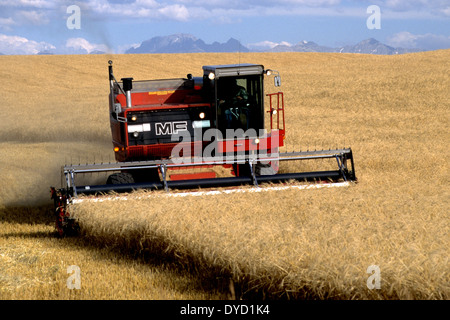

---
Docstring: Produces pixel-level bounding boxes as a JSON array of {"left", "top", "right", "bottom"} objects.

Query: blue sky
[{"left": 0, "top": 0, "right": 449, "bottom": 54}]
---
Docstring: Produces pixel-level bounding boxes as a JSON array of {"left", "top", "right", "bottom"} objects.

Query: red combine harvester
[{"left": 51, "top": 61, "right": 356, "bottom": 236}]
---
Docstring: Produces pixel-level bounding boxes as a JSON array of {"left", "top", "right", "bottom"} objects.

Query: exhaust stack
[{"left": 121, "top": 77, "right": 133, "bottom": 108}]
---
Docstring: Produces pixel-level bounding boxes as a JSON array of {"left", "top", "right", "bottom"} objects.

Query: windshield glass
[{"left": 216, "top": 75, "right": 263, "bottom": 137}]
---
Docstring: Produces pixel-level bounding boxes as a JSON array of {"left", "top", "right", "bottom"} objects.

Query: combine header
[{"left": 51, "top": 60, "right": 356, "bottom": 236}]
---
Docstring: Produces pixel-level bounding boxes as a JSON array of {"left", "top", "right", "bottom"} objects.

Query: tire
[
  {"left": 233, "top": 163, "right": 251, "bottom": 177},
  {"left": 233, "top": 161, "right": 279, "bottom": 177},
  {"left": 131, "top": 169, "right": 160, "bottom": 183},
  {"left": 255, "top": 162, "right": 278, "bottom": 176},
  {"left": 106, "top": 172, "right": 135, "bottom": 185}
]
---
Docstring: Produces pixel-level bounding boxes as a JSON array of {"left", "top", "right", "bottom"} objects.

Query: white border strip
[{"left": 71, "top": 182, "right": 351, "bottom": 204}]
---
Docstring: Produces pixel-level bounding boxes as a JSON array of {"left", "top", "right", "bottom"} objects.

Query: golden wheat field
[{"left": 0, "top": 50, "right": 448, "bottom": 300}]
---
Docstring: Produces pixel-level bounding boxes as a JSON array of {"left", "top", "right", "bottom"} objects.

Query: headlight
[
  {"left": 272, "top": 109, "right": 277, "bottom": 115},
  {"left": 199, "top": 112, "right": 205, "bottom": 119},
  {"left": 133, "top": 131, "right": 139, "bottom": 138},
  {"left": 131, "top": 115, "right": 137, "bottom": 122},
  {"left": 208, "top": 72, "right": 215, "bottom": 80}
]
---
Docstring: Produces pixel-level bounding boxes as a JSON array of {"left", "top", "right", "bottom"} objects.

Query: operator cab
[{"left": 203, "top": 64, "right": 265, "bottom": 138}]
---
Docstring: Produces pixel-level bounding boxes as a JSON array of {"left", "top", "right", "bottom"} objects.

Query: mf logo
[{"left": 155, "top": 121, "right": 188, "bottom": 136}]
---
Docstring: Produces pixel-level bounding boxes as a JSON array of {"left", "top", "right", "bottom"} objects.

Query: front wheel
[
  {"left": 106, "top": 172, "right": 135, "bottom": 184},
  {"left": 255, "top": 162, "right": 278, "bottom": 175},
  {"left": 233, "top": 161, "right": 279, "bottom": 177}
]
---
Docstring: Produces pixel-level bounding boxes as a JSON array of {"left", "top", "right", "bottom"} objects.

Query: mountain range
[
  {"left": 270, "top": 38, "right": 420, "bottom": 55},
  {"left": 126, "top": 34, "right": 422, "bottom": 55},
  {"left": 3, "top": 34, "right": 424, "bottom": 56},
  {"left": 126, "top": 34, "right": 249, "bottom": 54}
]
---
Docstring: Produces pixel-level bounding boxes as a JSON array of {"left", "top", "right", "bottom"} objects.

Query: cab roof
[{"left": 202, "top": 64, "right": 264, "bottom": 78}]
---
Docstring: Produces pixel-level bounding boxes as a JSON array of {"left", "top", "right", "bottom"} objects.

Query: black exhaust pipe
[{"left": 121, "top": 77, "right": 133, "bottom": 108}]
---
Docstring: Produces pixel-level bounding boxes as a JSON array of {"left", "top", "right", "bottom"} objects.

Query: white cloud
[
  {"left": 247, "top": 40, "right": 292, "bottom": 51},
  {"left": 271, "top": 0, "right": 341, "bottom": 5},
  {"left": 369, "top": 0, "right": 450, "bottom": 18},
  {"left": 85, "top": 0, "right": 189, "bottom": 21},
  {"left": 175, "top": 0, "right": 368, "bottom": 19},
  {"left": 117, "top": 42, "right": 140, "bottom": 54},
  {"left": 387, "top": 31, "right": 418, "bottom": 48},
  {"left": 0, "top": 0, "right": 53, "bottom": 28},
  {"left": 387, "top": 31, "right": 450, "bottom": 50},
  {"left": 380, "top": 0, "right": 444, "bottom": 11},
  {"left": 66, "top": 37, "right": 111, "bottom": 54},
  {"left": 135, "top": 0, "right": 159, "bottom": 6},
  {"left": 0, "top": 17, "right": 15, "bottom": 30},
  {"left": 0, "top": 0, "right": 54, "bottom": 9},
  {"left": 441, "top": 6, "right": 450, "bottom": 16},
  {"left": 2, "top": 0, "right": 448, "bottom": 29},
  {"left": 53, "top": 0, "right": 354, "bottom": 21},
  {"left": 0, "top": 33, "right": 55, "bottom": 54},
  {"left": 158, "top": 4, "right": 189, "bottom": 21},
  {"left": 175, "top": 0, "right": 341, "bottom": 8},
  {"left": 17, "top": 9, "right": 49, "bottom": 25}
]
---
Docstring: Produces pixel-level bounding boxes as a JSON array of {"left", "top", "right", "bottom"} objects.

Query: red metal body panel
[
  {"left": 217, "top": 129, "right": 284, "bottom": 154},
  {"left": 115, "top": 90, "right": 202, "bottom": 107},
  {"left": 123, "top": 102, "right": 210, "bottom": 111},
  {"left": 169, "top": 172, "right": 217, "bottom": 181}
]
